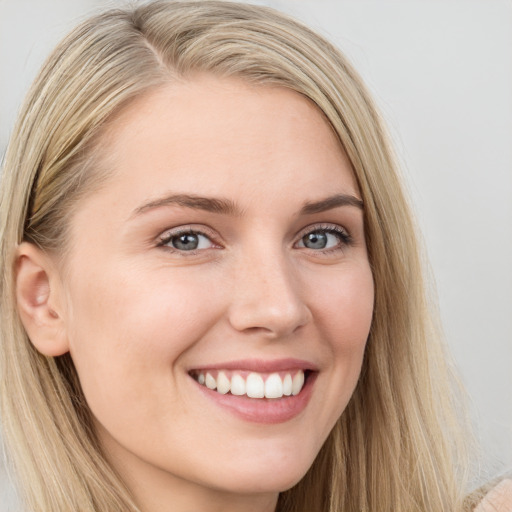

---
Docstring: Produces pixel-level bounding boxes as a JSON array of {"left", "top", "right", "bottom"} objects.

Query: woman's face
[{"left": 56, "top": 76, "right": 374, "bottom": 506}]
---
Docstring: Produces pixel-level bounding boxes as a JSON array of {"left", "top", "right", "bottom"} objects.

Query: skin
[{"left": 17, "top": 75, "right": 374, "bottom": 512}]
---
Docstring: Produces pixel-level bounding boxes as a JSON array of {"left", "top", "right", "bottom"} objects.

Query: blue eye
[
  {"left": 161, "top": 231, "right": 214, "bottom": 251},
  {"left": 297, "top": 227, "right": 350, "bottom": 251}
]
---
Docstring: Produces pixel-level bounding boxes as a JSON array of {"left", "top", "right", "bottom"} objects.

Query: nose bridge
[{"left": 228, "top": 241, "right": 311, "bottom": 337}]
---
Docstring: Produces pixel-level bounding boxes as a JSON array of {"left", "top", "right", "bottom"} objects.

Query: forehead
[{"left": 91, "top": 75, "right": 359, "bottom": 212}]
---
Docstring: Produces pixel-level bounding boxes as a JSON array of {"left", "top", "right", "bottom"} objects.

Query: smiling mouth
[{"left": 189, "top": 369, "right": 309, "bottom": 399}]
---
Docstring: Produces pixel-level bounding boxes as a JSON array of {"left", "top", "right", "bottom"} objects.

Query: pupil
[
  {"left": 173, "top": 233, "right": 199, "bottom": 250},
  {"left": 304, "top": 232, "right": 327, "bottom": 249}
]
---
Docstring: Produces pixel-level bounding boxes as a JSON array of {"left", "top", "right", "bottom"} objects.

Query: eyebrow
[
  {"left": 133, "top": 194, "right": 240, "bottom": 217},
  {"left": 132, "top": 192, "right": 363, "bottom": 218},
  {"left": 299, "top": 194, "right": 363, "bottom": 214}
]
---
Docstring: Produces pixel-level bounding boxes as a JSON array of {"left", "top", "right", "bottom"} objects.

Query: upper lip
[{"left": 188, "top": 358, "right": 319, "bottom": 373}]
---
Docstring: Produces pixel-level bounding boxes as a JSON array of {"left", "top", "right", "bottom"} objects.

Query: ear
[{"left": 15, "top": 242, "right": 69, "bottom": 356}]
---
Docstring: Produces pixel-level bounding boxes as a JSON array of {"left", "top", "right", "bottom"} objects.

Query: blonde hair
[{"left": 0, "top": 1, "right": 473, "bottom": 511}]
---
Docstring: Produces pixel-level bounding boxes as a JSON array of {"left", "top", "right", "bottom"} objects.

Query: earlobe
[{"left": 15, "top": 242, "right": 69, "bottom": 357}]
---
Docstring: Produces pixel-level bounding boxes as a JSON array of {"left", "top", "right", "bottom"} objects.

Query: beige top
[{"left": 475, "top": 479, "right": 512, "bottom": 512}]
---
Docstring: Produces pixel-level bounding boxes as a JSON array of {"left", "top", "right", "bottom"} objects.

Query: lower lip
[{"left": 193, "top": 372, "right": 317, "bottom": 424}]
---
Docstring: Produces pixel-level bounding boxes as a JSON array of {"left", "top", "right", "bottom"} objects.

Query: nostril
[{"left": 227, "top": 297, "right": 312, "bottom": 338}]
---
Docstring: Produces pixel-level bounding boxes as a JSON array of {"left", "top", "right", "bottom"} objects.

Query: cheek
[
  {"left": 64, "top": 264, "right": 223, "bottom": 411},
  {"left": 312, "top": 263, "right": 374, "bottom": 353},
  {"left": 310, "top": 263, "right": 374, "bottom": 415},
  {"left": 69, "top": 261, "right": 216, "bottom": 342}
]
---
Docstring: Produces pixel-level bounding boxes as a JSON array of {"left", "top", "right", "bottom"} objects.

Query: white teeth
[
  {"left": 292, "top": 371, "right": 305, "bottom": 396},
  {"left": 230, "top": 374, "right": 246, "bottom": 396},
  {"left": 216, "top": 371, "right": 230, "bottom": 394},
  {"left": 205, "top": 372, "right": 216, "bottom": 390},
  {"left": 265, "top": 373, "right": 283, "bottom": 399},
  {"left": 283, "top": 373, "right": 292, "bottom": 396},
  {"left": 246, "top": 373, "right": 265, "bottom": 398},
  {"left": 194, "top": 369, "right": 306, "bottom": 399}
]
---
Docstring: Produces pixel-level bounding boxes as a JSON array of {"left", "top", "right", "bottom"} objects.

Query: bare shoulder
[{"left": 475, "top": 479, "right": 512, "bottom": 512}]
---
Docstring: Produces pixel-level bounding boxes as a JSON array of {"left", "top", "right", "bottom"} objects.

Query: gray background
[{"left": 1, "top": 0, "right": 511, "bottom": 507}]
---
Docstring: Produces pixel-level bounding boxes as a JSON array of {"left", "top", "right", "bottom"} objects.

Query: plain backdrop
[{"left": 1, "top": 0, "right": 511, "bottom": 507}]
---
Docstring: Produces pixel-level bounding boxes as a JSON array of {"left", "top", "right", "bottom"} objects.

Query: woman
[{"left": 0, "top": 1, "right": 509, "bottom": 511}]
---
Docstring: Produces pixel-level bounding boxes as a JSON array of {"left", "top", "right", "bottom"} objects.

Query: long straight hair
[{"left": 0, "top": 2, "right": 472, "bottom": 511}]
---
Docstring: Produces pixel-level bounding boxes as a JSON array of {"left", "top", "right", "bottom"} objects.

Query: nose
[{"left": 227, "top": 250, "right": 312, "bottom": 339}]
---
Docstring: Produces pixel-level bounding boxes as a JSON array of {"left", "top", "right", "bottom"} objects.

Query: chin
[{"left": 206, "top": 449, "right": 317, "bottom": 495}]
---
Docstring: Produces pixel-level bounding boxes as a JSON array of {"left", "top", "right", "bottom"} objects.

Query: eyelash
[
  {"left": 296, "top": 224, "right": 353, "bottom": 254},
  {"left": 157, "top": 223, "right": 353, "bottom": 256},
  {"left": 157, "top": 226, "right": 220, "bottom": 255}
]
